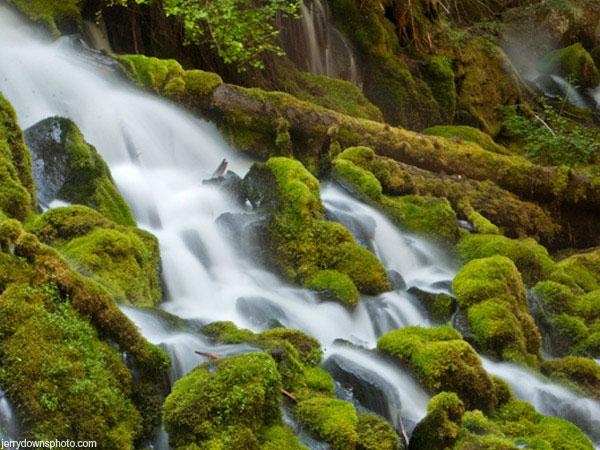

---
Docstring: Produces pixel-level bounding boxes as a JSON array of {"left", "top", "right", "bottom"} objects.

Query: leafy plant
[
  {"left": 501, "top": 101, "right": 600, "bottom": 167},
  {"left": 108, "top": 0, "right": 300, "bottom": 70}
]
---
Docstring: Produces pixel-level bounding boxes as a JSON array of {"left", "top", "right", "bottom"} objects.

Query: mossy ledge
[
  {"left": 242, "top": 157, "right": 390, "bottom": 305},
  {"left": 0, "top": 217, "right": 170, "bottom": 445}
]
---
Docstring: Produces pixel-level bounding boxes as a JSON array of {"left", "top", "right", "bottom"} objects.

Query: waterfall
[
  {"left": 279, "top": 0, "right": 359, "bottom": 84},
  {"left": 1, "top": 4, "right": 599, "bottom": 449},
  {"left": 0, "top": 393, "right": 18, "bottom": 442}
]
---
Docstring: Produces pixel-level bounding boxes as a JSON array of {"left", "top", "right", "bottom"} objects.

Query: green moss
[
  {"left": 453, "top": 256, "right": 540, "bottom": 363},
  {"left": 285, "top": 72, "right": 383, "bottom": 122},
  {"left": 29, "top": 206, "right": 161, "bottom": 307},
  {"left": 424, "top": 125, "right": 510, "bottom": 155},
  {"left": 296, "top": 397, "right": 358, "bottom": 450},
  {"left": 305, "top": 270, "right": 360, "bottom": 307},
  {"left": 410, "top": 288, "right": 456, "bottom": 323},
  {"left": 0, "top": 283, "right": 142, "bottom": 446},
  {"left": 541, "top": 356, "right": 600, "bottom": 399},
  {"left": 356, "top": 414, "right": 399, "bottom": 450},
  {"left": 423, "top": 56, "right": 457, "bottom": 122},
  {"left": 464, "top": 206, "right": 501, "bottom": 235},
  {"left": 163, "top": 352, "right": 282, "bottom": 449},
  {"left": 550, "top": 248, "right": 600, "bottom": 294},
  {"left": 118, "top": 55, "right": 223, "bottom": 107},
  {"left": 303, "top": 366, "right": 335, "bottom": 395},
  {"left": 457, "top": 234, "right": 556, "bottom": 285},
  {"left": 261, "top": 425, "right": 307, "bottom": 450},
  {"left": 332, "top": 158, "right": 383, "bottom": 201},
  {"left": 553, "top": 314, "right": 590, "bottom": 352},
  {"left": 377, "top": 326, "right": 496, "bottom": 412},
  {"left": 0, "top": 217, "right": 169, "bottom": 445},
  {"left": 576, "top": 290, "right": 600, "bottom": 321},
  {"left": 25, "top": 117, "right": 135, "bottom": 226},
  {"left": 408, "top": 392, "right": 465, "bottom": 450},
  {"left": 243, "top": 157, "right": 390, "bottom": 304},
  {"left": 532, "top": 280, "right": 577, "bottom": 315},
  {"left": 7, "top": 0, "right": 81, "bottom": 36},
  {"left": 0, "top": 92, "right": 35, "bottom": 220},
  {"left": 539, "top": 43, "right": 600, "bottom": 89}
]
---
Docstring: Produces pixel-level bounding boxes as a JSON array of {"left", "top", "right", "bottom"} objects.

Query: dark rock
[
  {"left": 235, "top": 296, "right": 287, "bottom": 329},
  {"left": 387, "top": 270, "right": 407, "bottom": 290},
  {"left": 408, "top": 287, "right": 456, "bottom": 323},
  {"left": 203, "top": 170, "right": 246, "bottom": 204}
]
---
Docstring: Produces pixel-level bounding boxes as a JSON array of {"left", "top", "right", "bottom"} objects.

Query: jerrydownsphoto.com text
[{"left": 1, "top": 440, "right": 97, "bottom": 449}]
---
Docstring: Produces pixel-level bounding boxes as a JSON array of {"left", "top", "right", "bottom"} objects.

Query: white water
[
  {"left": 483, "top": 358, "right": 600, "bottom": 446},
  {"left": 0, "top": 393, "right": 17, "bottom": 442},
  {"left": 1, "top": 4, "right": 599, "bottom": 449},
  {"left": 279, "top": 0, "right": 359, "bottom": 84}
]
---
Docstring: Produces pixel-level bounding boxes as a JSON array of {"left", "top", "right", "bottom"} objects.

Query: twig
[
  {"left": 281, "top": 389, "right": 298, "bottom": 403},
  {"left": 398, "top": 415, "right": 410, "bottom": 449},
  {"left": 534, "top": 114, "right": 556, "bottom": 136}
]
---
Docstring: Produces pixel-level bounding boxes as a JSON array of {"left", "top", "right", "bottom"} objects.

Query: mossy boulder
[
  {"left": 25, "top": 117, "right": 135, "bottom": 226},
  {"left": 242, "top": 157, "right": 390, "bottom": 305},
  {"left": 118, "top": 55, "right": 223, "bottom": 109},
  {"left": 409, "top": 392, "right": 465, "bottom": 450},
  {"left": 456, "top": 234, "right": 556, "bottom": 285},
  {"left": 377, "top": 326, "right": 497, "bottom": 412},
  {"left": 409, "top": 287, "right": 456, "bottom": 323},
  {"left": 356, "top": 414, "right": 399, "bottom": 450},
  {"left": 200, "top": 321, "right": 326, "bottom": 393},
  {"left": 28, "top": 206, "right": 161, "bottom": 307},
  {"left": 539, "top": 43, "right": 600, "bottom": 89},
  {"left": 162, "top": 352, "right": 285, "bottom": 449},
  {"left": 550, "top": 248, "right": 600, "bottom": 294},
  {"left": 7, "top": 0, "right": 81, "bottom": 36},
  {"left": 0, "top": 92, "right": 35, "bottom": 221},
  {"left": 332, "top": 147, "right": 462, "bottom": 244},
  {"left": 424, "top": 125, "right": 510, "bottom": 155},
  {"left": 541, "top": 356, "right": 600, "bottom": 399},
  {"left": 452, "top": 256, "right": 541, "bottom": 364},
  {"left": 296, "top": 397, "right": 358, "bottom": 449},
  {"left": 0, "top": 216, "right": 170, "bottom": 444}
]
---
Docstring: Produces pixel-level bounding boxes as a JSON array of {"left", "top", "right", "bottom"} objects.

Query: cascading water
[
  {"left": 278, "top": 0, "right": 359, "bottom": 84},
  {"left": 0, "top": 392, "right": 18, "bottom": 442},
  {"left": 1, "top": 4, "right": 600, "bottom": 449}
]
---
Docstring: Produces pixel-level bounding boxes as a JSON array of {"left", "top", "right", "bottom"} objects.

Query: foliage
[
  {"left": 501, "top": 103, "right": 600, "bottom": 167},
  {"left": 161, "top": 0, "right": 300, "bottom": 70}
]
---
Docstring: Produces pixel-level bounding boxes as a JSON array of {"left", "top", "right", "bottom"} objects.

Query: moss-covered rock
[
  {"left": 541, "top": 356, "right": 600, "bottom": 399},
  {"left": 0, "top": 92, "right": 35, "bottom": 221},
  {"left": 550, "top": 248, "right": 600, "bottom": 294},
  {"left": 539, "top": 43, "right": 600, "bottom": 89},
  {"left": 200, "top": 321, "right": 326, "bottom": 393},
  {"left": 0, "top": 216, "right": 170, "bottom": 444},
  {"left": 7, "top": 0, "right": 80, "bottom": 36},
  {"left": 452, "top": 256, "right": 541, "bottom": 364},
  {"left": 424, "top": 125, "right": 510, "bottom": 155},
  {"left": 118, "top": 55, "right": 224, "bottom": 110},
  {"left": 409, "top": 287, "right": 456, "bottom": 323},
  {"left": 296, "top": 396, "right": 358, "bottom": 449},
  {"left": 28, "top": 206, "right": 161, "bottom": 307},
  {"left": 25, "top": 117, "right": 135, "bottom": 226},
  {"left": 456, "top": 234, "right": 556, "bottom": 285},
  {"left": 163, "top": 352, "right": 284, "bottom": 449},
  {"left": 356, "top": 414, "right": 399, "bottom": 450},
  {"left": 243, "top": 157, "right": 390, "bottom": 305},
  {"left": 409, "top": 392, "right": 465, "bottom": 450},
  {"left": 377, "top": 326, "right": 497, "bottom": 412}
]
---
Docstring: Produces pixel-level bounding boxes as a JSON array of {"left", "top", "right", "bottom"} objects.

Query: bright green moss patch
[
  {"left": 453, "top": 256, "right": 540, "bottom": 364},
  {"left": 243, "top": 157, "right": 390, "bottom": 304},
  {"left": 333, "top": 158, "right": 383, "bottom": 201},
  {"left": 550, "top": 248, "right": 600, "bottom": 294},
  {"left": 0, "top": 283, "right": 141, "bottom": 446},
  {"left": 25, "top": 117, "right": 135, "bottom": 226},
  {"left": 424, "top": 125, "right": 510, "bottom": 155},
  {"left": 377, "top": 326, "right": 496, "bottom": 411},
  {"left": 541, "top": 356, "right": 600, "bottom": 399},
  {"left": 296, "top": 397, "right": 358, "bottom": 450},
  {"left": 409, "top": 392, "right": 465, "bottom": 450},
  {"left": 539, "top": 43, "right": 600, "bottom": 88},
  {"left": 261, "top": 425, "right": 307, "bottom": 450},
  {"left": 356, "top": 414, "right": 399, "bottom": 450},
  {"left": 457, "top": 234, "right": 556, "bottom": 285},
  {"left": 118, "top": 55, "right": 223, "bottom": 107},
  {"left": 163, "top": 352, "right": 283, "bottom": 449},
  {"left": 7, "top": 0, "right": 81, "bottom": 36},
  {"left": 0, "top": 92, "right": 35, "bottom": 220},
  {"left": 28, "top": 206, "right": 161, "bottom": 307}
]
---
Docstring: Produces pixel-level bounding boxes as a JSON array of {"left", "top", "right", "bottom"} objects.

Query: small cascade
[
  {"left": 482, "top": 358, "right": 600, "bottom": 446},
  {"left": 279, "top": 0, "right": 359, "bottom": 84},
  {"left": 0, "top": 393, "right": 18, "bottom": 442}
]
